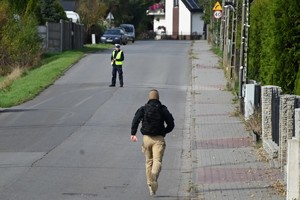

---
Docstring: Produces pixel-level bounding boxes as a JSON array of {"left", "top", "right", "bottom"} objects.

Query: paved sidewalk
[{"left": 188, "top": 41, "right": 285, "bottom": 200}]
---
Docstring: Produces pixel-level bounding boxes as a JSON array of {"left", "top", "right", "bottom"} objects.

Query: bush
[
  {"left": 249, "top": 0, "right": 300, "bottom": 94},
  {"left": 0, "top": 14, "right": 42, "bottom": 75},
  {"left": 273, "top": 0, "right": 300, "bottom": 94},
  {"left": 244, "top": 108, "right": 262, "bottom": 140},
  {"left": 294, "top": 70, "right": 300, "bottom": 95}
]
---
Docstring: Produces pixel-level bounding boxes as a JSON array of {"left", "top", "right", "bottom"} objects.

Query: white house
[{"left": 147, "top": 0, "right": 204, "bottom": 40}]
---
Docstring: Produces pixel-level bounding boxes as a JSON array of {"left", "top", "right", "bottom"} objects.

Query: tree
[
  {"left": 0, "top": 1, "right": 42, "bottom": 75},
  {"left": 0, "top": 1, "right": 9, "bottom": 28},
  {"left": 76, "top": 0, "right": 107, "bottom": 30},
  {"left": 6, "top": 0, "right": 30, "bottom": 14},
  {"left": 198, "top": 0, "right": 217, "bottom": 24},
  {"left": 74, "top": 0, "right": 157, "bottom": 40},
  {"left": 101, "top": 0, "right": 156, "bottom": 28},
  {"left": 0, "top": 1, "right": 11, "bottom": 70},
  {"left": 249, "top": 0, "right": 300, "bottom": 94},
  {"left": 26, "top": 0, "right": 67, "bottom": 25},
  {"left": 75, "top": 0, "right": 107, "bottom": 43},
  {"left": 40, "top": 0, "right": 67, "bottom": 24},
  {"left": 25, "top": 0, "right": 42, "bottom": 23},
  {"left": 249, "top": 0, "right": 276, "bottom": 84},
  {"left": 273, "top": 0, "right": 300, "bottom": 94}
]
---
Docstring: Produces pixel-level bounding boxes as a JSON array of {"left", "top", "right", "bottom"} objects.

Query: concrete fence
[
  {"left": 245, "top": 84, "right": 300, "bottom": 199},
  {"left": 287, "top": 108, "right": 300, "bottom": 199},
  {"left": 38, "top": 20, "right": 84, "bottom": 53}
]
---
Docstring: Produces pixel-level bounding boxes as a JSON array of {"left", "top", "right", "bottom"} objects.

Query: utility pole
[
  {"left": 222, "top": 0, "right": 237, "bottom": 76},
  {"left": 230, "top": 0, "right": 238, "bottom": 80},
  {"left": 224, "top": 2, "right": 231, "bottom": 68},
  {"left": 239, "top": 0, "right": 250, "bottom": 113},
  {"left": 219, "top": 0, "right": 225, "bottom": 50}
]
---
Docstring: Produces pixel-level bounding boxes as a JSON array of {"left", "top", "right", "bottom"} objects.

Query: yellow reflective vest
[{"left": 112, "top": 50, "right": 123, "bottom": 66}]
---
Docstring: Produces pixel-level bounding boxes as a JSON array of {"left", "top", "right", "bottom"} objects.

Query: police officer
[{"left": 109, "top": 44, "right": 124, "bottom": 87}]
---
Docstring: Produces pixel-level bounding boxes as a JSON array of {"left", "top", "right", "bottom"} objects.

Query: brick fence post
[
  {"left": 262, "top": 86, "right": 281, "bottom": 139},
  {"left": 262, "top": 86, "right": 273, "bottom": 140},
  {"left": 261, "top": 86, "right": 282, "bottom": 159}
]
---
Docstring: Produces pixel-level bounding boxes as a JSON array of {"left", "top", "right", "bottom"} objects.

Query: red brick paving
[{"left": 196, "top": 167, "right": 282, "bottom": 184}]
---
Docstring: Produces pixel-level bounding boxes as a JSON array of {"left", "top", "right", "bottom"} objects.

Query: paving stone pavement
[{"left": 188, "top": 40, "right": 285, "bottom": 200}]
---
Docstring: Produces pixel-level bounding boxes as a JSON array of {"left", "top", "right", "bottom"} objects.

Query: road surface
[{"left": 0, "top": 40, "right": 192, "bottom": 200}]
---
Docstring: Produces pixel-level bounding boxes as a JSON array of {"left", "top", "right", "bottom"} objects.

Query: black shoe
[
  {"left": 109, "top": 85, "right": 115, "bottom": 87},
  {"left": 120, "top": 85, "right": 123, "bottom": 87}
]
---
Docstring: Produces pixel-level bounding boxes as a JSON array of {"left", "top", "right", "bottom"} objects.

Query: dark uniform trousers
[{"left": 111, "top": 65, "right": 123, "bottom": 86}]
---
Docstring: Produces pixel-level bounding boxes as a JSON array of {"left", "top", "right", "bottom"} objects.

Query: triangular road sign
[
  {"left": 213, "top": 1, "right": 222, "bottom": 11},
  {"left": 106, "top": 12, "right": 114, "bottom": 20}
]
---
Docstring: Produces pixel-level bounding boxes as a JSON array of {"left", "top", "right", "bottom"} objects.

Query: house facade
[{"left": 147, "top": 0, "right": 204, "bottom": 40}]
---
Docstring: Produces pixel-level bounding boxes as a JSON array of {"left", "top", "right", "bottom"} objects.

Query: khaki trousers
[{"left": 142, "top": 135, "right": 166, "bottom": 185}]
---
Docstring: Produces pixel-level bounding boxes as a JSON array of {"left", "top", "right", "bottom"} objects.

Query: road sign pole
[{"left": 213, "top": 1, "right": 223, "bottom": 48}]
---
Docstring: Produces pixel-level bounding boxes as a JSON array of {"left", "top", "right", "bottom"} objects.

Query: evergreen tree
[
  {"left": 26, "top": 0, "right": 67, "bottom": 25},
  {"left": 40, "top": 0, "right": 67, "bottom": 24},
  {"left": 249, "top": 0, "right": 300, "bottom": 93},
  {"left": 273, "top": 0, "right": 300, "bottom": 93},
  {"left": 249, "top": 0, "right": 275, "bottom": 85}
]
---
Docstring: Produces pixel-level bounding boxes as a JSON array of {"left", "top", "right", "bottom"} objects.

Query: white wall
[
  {"left": 165, "top": 0, "right": 173, "bottom": 35},
  {"left": 245, "top": 83, "right": 256, "bottom": 119},
  {"left": 287, "top": 138, "right": 299, "bottom": 200},
  {"left": 192, "top": 13, "right": 204, "bottom": 35},
  {"left": 179, "top": 0, "right": 191, "bottom": 35},
  {"left": 153, "top": 16, "right": 166, "bottom": 30},
  {"left": 152, "top": 0, "right": 204, "bottom": 37}
]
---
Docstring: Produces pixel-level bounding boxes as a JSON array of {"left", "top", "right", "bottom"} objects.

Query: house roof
[{"left": 181, "top": 0, "right": 203, "bottom": 12}]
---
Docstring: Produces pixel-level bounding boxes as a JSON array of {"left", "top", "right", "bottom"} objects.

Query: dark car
[{"left": 101, "top": 28, "right": 128, "bottom": 45}]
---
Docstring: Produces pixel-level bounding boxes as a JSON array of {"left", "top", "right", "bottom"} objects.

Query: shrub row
[{"left": 249, "top": 0, "right": 300, "bottom": 94}]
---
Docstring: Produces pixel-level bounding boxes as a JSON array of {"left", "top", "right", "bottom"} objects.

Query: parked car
[
  {"left": 118, "top": 27, "right": 131, "bottom": 42},
  {"left": 120, "top": 24, "right": 135, "bottom": 43},
  {"left": 100, "top": 28, "right": 128, "bottom": 45}
]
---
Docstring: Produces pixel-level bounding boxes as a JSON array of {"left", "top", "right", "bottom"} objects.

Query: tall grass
[{"left": 0, "top": 67, "right": 23, "bottom": 90}]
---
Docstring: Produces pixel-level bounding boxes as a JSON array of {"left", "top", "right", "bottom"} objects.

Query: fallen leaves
[{"left": 271, "top": 180, "right": 286, "bottom": 196}]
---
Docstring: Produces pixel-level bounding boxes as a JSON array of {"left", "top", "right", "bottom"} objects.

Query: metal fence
[{"left": 271, "top": 92, "right": 280, "bottom": 145}]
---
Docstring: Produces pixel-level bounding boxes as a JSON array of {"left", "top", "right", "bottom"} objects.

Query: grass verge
[{"left": 0, "top": 43, "right": 112, "bottom": 108}]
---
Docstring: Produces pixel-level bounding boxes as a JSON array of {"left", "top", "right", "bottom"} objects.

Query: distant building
[{"left": 147, "top": 0, "right": 204, "bottom": 40}]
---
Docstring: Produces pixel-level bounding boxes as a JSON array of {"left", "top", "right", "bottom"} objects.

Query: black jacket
[{"left": 131, "top": 99, "right": 174, "bottom": 137}]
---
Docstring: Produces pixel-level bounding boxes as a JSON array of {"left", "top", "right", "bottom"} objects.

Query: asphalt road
[{"left": 0, "top": 40, "right": 192, "bottom": 200}]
